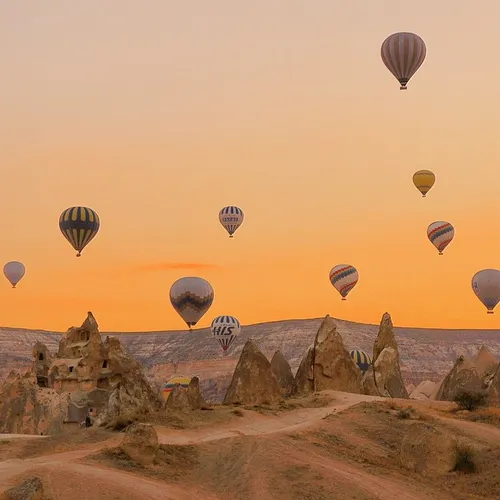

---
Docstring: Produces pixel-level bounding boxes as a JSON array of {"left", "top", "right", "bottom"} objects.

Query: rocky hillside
[{"left": 2, "top": 317, "right": 500, "bottom": 390}]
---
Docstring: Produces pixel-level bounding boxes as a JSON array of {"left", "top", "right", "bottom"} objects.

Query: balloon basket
[
  {"left": 341, "top": 298, "right": 346, "bottom": 301},
  {"left": 400, "top": 86, "right": 408, "bottom": 91},
  {"left": 487, "top": 311, "right": 494, "bottom": 315}
]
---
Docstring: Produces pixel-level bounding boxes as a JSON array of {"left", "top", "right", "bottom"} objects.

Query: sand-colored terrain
[{"left": 1, "top": 391, "right": 499, "bottom": 499}]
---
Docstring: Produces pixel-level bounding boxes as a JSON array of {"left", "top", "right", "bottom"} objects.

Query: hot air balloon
[
  {"left": 211, "top": 315, "right": 241, "bottom": 353},
  {"left": 162, "top": 375, "right": 193, "bottom": 401},
  {"left": 59, "top": 206, "right": 100, "bottom": 257},
  {"left": 381, "top": 32, "right": 427, "bottom": 90},
  {"left": 219, "top": 206, "right": 244, "bottom": 238},
  {"left": 413, "top": 170, "right": 435, "bottom": 197},
  {"left": 471, "top": 269, "right": 500, "bottom": 314},
  {"left": 169, "top": 277, "right": 214, "bottom": 330},
  {"left": 329, "top": 265, "right": 358, "bottom": 300},
  {"left": 427, "top": 221, "right": 455, "bottom": 255},
  {"left": 3, "top": 261, "right": 25, "bottom": 288},
  {"left": 350, "top": 349, "right": 372, "bottom": 374}
]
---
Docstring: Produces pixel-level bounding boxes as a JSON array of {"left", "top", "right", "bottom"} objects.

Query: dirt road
[{"left": 0, "top": 391, "right": 486, "bottom": 500}]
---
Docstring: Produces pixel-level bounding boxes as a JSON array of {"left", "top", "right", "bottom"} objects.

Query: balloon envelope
[
  {"left": 210, "top": 315, "right": 241, "bottom": 352},
  {"left": 169, "top": 277, "right": 214, "bottom": 328},
  {"left": 350, "top": 349, "right": 372, "bottom": 374},
  {"left": 219, "top": 206, "right": 244, "bottom": 238},
  {"left": 471, "top": 269, "right": 500, "bottom": 314},
  {"left": 413, "top": 170, "right": 435, "bottom": 197},
  {"left": 329, "top": 265, "right": 359, "bottom": 300},
  {"left": 427, "top": 221, "right": 455, "bottom": 255},
  {"left": 59, "top": 206, "right": 100, "bottom": 256},
  {"left": 3, "top": 261, "right": 25, "bottom": 288},
  {"left": 381, "top": 32, "right": 427, "bottom": 90}
]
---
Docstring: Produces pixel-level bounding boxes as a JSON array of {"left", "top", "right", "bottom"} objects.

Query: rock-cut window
[{"left": 38, "top": 353, "right": 44, "bottom": 361}]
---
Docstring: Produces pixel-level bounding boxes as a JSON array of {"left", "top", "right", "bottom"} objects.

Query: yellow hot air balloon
[{"left": 412, "top": 170, "right": 435, "bottom": 197}]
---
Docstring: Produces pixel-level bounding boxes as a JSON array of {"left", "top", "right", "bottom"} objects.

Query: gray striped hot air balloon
[{"left": 381, "top": 32, "right": 427, "bottom": 90}]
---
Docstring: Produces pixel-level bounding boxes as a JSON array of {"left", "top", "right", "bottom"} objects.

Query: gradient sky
[{"left": 2, "top": 1, "right": 500, "bottom": 332}]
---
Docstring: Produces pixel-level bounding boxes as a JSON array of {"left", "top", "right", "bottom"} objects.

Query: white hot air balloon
[
  {"left": 169, "top": 277, "right": 214, "bottom": 330},
  {"left": 3, "top": 261, "right": 26, "bottom": 288},
  {"left": 329, "top": 265, "right": 359, "bottom": 300},
  {"left": 210, "top": 315, "right": 241, "bottom": 354},
  {"left": 427, "top": 221, "right": 455, "bottom": 255},
  {"left": 219, "top": 206, "right": 244, "bottom": 238},
  {"left": 471, "top": 269, "right": 500, "bottom": 314}
]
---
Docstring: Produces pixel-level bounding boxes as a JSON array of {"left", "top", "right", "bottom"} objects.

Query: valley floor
[{"left": 0, "top": 392, "right": 499, "bottom": 499}]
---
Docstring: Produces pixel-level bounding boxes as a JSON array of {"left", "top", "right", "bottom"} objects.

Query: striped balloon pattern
[
  {"left": 210, "top": 315, "right": 241, "bottom": 352},
  {"left": 471, "top": 269, "right": 500, "bottom": 314},
  {"left": 169, "top": 277, "right": 214, "bottom": 329},
  {"left": 350, "top": 349, "right": 372, "bottom": 374},
  {"left": 427, "top": 221, "right": 455, "bottom": 255},
  {"left": 59, "top": 206, "right": 100, "bottom": 257},
  {"left": 219, "top": 206, "right": 244, "bottom": 238},
  {"left": 381, "top": 32, "right": 427, "bottom": 90},
  {"left": 329, "top": 265, "right": 359, "bottom": 300},
  {"left": 162, "top": 375, "right": 193, "bottom": 401},
  {"left": 413, "top": 170, "right": 435, "bottom": 197}
]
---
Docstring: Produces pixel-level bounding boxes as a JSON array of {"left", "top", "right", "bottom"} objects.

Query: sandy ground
[{"left": 0, "top": 392, "right": 498, "bottom": 500}]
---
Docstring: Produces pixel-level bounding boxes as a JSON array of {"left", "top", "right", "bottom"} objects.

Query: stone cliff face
[
  {"left": 0, "top": 312, "right": 162, "bottom": 434},
  {"left": 3, "top": 317, "right": 500, "bottom": 403}
]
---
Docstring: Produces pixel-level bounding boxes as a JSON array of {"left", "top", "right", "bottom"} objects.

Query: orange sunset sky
[{"left": 2, "top": 1, "right": 500, "bottom": 332}]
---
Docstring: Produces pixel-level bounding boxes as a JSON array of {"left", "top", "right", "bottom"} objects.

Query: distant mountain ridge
[{"left": 1, "top": 316, "right": 500, "bottom": 391}]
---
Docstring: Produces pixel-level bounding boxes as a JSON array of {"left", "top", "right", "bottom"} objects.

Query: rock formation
[
  {"left": 223, "top": 340, "right": 281, "bottom": 405},
  {"left": 0, "top": 312, "right": 163, "bottom": 434},
  {"left": 474, "top": 346, "right": 498, "bottom": 377},
  {"left": 489, "top": 363, "right": 500, "bottom": 406},
  {"left": 121, "top": 422, "right": 159, "bottom": 466},
  {"left": 399, "top": 422, "right": 456, "bottom": 475},
  {"left": 293, "top": 345, "right": 314, "bottom": 396},
  {"left": 410, "top": 380, "right": 438, "bottom": 401},
  {"left": 270, "top": 350, "right": 296, "bottom": 396},
  {"left": 435, "top": 355, "right": 483, "bottom": 401},
  {"left": 186, "top": 376, "right": 205, "bottom": 410},
  {"left": 371, "top": 313, "right": 408, "bottom": 398},
  {"left": 1, "top": 476, "right": 45, "bottom": 500},
  {"left": 361, "top": 366, "right": 380, "bottom": 396},
  {"left": 313, "top": 316, "right": 362, "bottom": 393}
]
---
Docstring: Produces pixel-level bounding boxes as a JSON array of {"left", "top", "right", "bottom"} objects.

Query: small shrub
[
  {"left": 397, "top": 408, "right": 414, "bottom": 419},
  {"left": 453, "top": 441, "right": 477, "bottom": 473},
  {"left": 231, "top": 409, "right": 244, "bottom": 417},
  {"left": 453, "top": 389, "right": 489, "bottom": 411}
]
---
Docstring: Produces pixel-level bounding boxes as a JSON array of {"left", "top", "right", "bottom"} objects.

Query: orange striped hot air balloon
[{"left": 381, "top": 32, "right": 427, "bottom": 90}]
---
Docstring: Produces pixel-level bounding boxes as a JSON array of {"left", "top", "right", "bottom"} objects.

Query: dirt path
[
  {"left": 0, "top": 391, "right": 474, "bottom": 500},
  {"left": 156, "top": 391, "right": 383, "bottom": 445}
]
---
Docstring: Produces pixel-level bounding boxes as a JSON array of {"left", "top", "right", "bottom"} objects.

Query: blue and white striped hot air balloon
[
  {"left": 329, "top": 265, "right": 359, "bottom": 300},
  {"left": 427, "top": 221, "right": 455, "bottom": 255},
  {"left": 210, "top": 315, "right": 241, "bottom": 353},
  {"left": 350, "top": 349, "right": 372, "bottom": 374},
  {"left": 219, "top": 206, "right": 244, "bottom": 238}
]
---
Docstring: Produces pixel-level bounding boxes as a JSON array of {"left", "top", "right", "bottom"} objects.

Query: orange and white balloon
[
  {"left": 427, "top": 221, "right": 455, "bottom": 255},
  {"left": 329, "top": 265, "right": 358, "bottom": 300}
]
